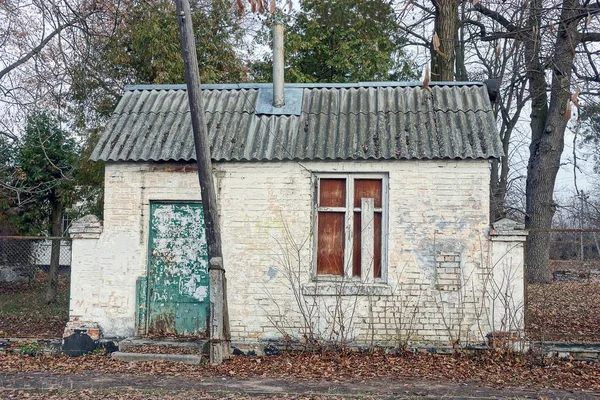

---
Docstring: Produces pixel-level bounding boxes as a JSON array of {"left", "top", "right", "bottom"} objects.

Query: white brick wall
[
  {"left": 68, "top": 159, "right": 524, "bottom": 345},
  {"left": 487, "top": 227, "right": 527, "bottom": 337}
]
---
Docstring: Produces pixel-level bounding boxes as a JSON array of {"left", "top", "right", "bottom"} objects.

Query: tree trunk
[
  {"left": 45, "top": 195, "right": 63, "bottom": 304},
  {"left": 524, "top": 0, "right": 580, "bottom": 283},
  {"left": 490, "top": 118, "right": 513, "bottom": 222},
  {"left": 431, "top": 0, "right": 459, "bottom": 81},
  {"left": 455, "top": 1, "right": 468, "bottom": 81}
]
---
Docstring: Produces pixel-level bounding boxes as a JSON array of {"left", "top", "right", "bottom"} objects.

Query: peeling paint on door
[{"left": 147, "top": 202, "right": 209, "bottom": 336}]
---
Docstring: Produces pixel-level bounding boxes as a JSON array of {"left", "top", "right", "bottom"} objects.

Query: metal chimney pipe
[{"left": 272, "top": 21, "right": 284, "bottom": 108}]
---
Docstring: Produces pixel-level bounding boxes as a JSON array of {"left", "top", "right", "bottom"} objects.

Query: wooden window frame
[{"left": 312, "top": 173, "right": 389, "bottom": 284}]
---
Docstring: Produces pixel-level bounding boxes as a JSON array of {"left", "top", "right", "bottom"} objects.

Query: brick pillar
[
  {"left": 487, "top": 218, "right": 528, "bottom": 347},
  {"left": 63, "top": 215, "right": 103, "bottom": 340}
]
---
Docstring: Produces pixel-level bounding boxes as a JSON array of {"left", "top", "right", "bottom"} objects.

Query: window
[{"left": 315, "top": 174, "right": 387, "bottom": 283}]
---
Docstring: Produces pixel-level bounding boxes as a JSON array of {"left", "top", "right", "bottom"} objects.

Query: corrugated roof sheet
[{"left": 91, "top": 82, "right": 503, "bottom": 162}]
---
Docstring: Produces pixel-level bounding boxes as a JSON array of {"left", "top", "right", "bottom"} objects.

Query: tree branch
[
  {"left": 462, "top": 18, "right": 487, "bottom": 37},
  {"left": 470, "top": 4, "right": 517, "bottom": 32},
  {"left": 0, "top": 11, "right": 92, "bottom": 82},
  {"left": 481, "top": 31, "right": 520, "bottom": 42},
  {"left": 475, "top": 2, "right": 600, "bottom": 42},
  {"left": 0, "top": 130, "right": 18, "bottom": 141},
  {"left": 573, "top": 65, "right": 600, "bottom": 83},
  {"left": 581, "top": 34, "right": 600, "bottom": 79},
  {"left": 397, "top": 25, "right": 432, "bottom": 48},
  {"left": 579, "top": 32, "right": 600, "bottom": 42}
]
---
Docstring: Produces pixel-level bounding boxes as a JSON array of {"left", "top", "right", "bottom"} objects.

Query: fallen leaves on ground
[
  {"left": 527, "top": 281, "right": 600, "bottom": 342},
  {"left": 0, "top": 274, "right": 69, "bottom": 338},
  {"left": 1, "top": 350, "right": 600, "bottom": 392},
  {"left": 1, "top": 390, "right": 350, "bottom": 400}
]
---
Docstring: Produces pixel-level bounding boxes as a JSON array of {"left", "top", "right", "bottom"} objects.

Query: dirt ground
[
  {"left": 1, "top": 371, "right": 597, "bottom": 399},
  {"left": 527, "top": 260, "right": 600, "bottom": 342},
  {"left": 527, "top": 281, "right": 600, "bottom": 342},
  {"left": 2, "top": 349, "right": 600, "bottom": 399}
]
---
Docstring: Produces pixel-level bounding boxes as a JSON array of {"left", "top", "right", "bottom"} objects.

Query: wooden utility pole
[{"left": 174, "top": 0, "right": 229, "bottom": 364}]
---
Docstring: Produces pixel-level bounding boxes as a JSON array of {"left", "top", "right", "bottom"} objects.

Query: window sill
[{"left": 302, "top": 281, "right": 392, "bottom": 297}]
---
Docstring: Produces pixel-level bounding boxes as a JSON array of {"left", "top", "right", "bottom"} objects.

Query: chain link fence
[
  {"left": 0, "top": 237, "right": 71, "bottom": 338},
  {"left": 0, "top": 237, "right": 71, "bottom": 281}
]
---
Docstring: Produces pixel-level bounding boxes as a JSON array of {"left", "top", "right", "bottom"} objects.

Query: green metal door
[{"left": 147, "top": 202, "right": 209, "bottom": 336}]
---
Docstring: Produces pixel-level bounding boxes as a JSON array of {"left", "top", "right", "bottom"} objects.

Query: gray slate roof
[{"left": 91, "top": 82, "right": 502, "bottom": 162}]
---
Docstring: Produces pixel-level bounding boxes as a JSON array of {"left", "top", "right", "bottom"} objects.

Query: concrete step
[
  {"left": 115, "top": 336, "right": 209, "bottom": 363},
  {"left": 118, "top": 337, "right": 208, "bottom": 352},
  {"left": 534, "top": 342, "right": 600, "bottom": 361},
  {"left": 111, "top": 351, "right": 203, "bottom": 364}
]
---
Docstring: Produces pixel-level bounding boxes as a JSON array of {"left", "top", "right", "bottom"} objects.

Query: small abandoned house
[{"left": 66, "top": 81, "right": 527, "bottom": 348}]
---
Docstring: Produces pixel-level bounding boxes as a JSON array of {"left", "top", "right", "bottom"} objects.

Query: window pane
[
  {"left": 354, "top": 179, "right": 382, "bottom": 208},
  {"left": 320, "top": 179, "right": 346, "bottom": 207},
  {"left": 317, "top": 212, "right": 345, "bottom": 275},
  {"left": 352, "top": 212, "right": 382, "bottom": 279}
]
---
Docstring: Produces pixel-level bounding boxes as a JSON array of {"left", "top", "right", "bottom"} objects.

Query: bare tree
[
  {"left": 397, "top": 1, "right": 529, "bottom": 222},
  {"left": 0, "top": 0, "right": 107, "bottom": 130},
  {"left": 472, "top": 0, "right": 600, "bottom": 283},
  {"left": 398, "top": 0, "right": 600, "bottom": 283},
  {"left": 457, "top": 4, "right": 530, "bottom": 222}
]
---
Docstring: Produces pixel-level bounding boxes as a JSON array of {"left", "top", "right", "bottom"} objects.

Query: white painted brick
[{"left": 67, "top": 160, "right": 524, "bottom": 345}]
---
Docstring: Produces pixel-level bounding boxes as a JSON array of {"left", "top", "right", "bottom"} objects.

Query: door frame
[{"left": 140, "top": 200, "right": 207, "bottom": 336}]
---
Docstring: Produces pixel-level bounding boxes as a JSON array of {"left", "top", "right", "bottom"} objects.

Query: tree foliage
[
  {"left": 253, "top": 0, "right": 415, "bottom": 83},
  {"left": 0, "top": 138, "right": 14, "bottom": 189},
  {"left": 74, "top": 131, "right": 105, "bottom": 220},
  {"left": 7, "top": 112, "right": 104, "bottom": 235},
  {"left": 110, "top": 0, "right": 247, "bottom": 84},
  {"left": 13, "top": 113, "right": 78, "bottom": 235},
  {"left": 70, "top": 0, "right": 248, "bottom": 129},
  {"left": 0, "top": 137, "right": 17, "bottom": 234}
]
